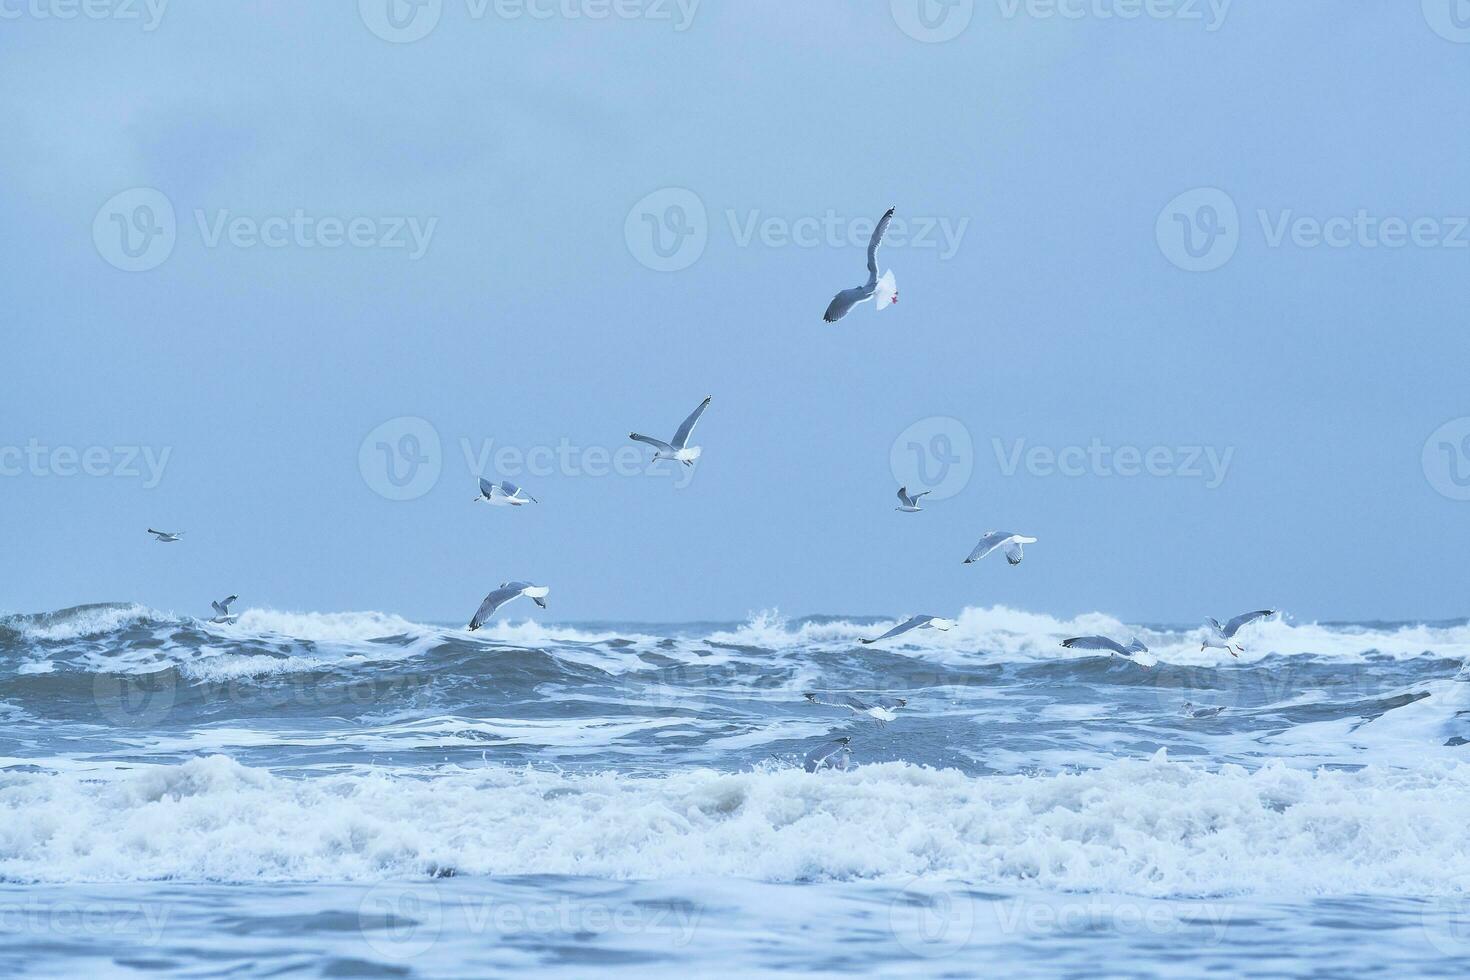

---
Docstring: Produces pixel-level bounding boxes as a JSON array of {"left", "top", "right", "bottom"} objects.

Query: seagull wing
[
  {"left": 860, "top": 615, "right": 929, "bottom": 645},
  {"left": 865, "top": 206, "right": 895, "bottom": 284},
  {"left": 671, "top": 396, "right": 712, "bottom": 450},
  {"left": 630, "top": 433, "right": 676, "bottom": 454},
  {"left": 1061, "top": 635, "right": 1129, "bottom": 656},
  {"left": 468, "top": 586, "right": 522, "bottom": 631},
  {"left": 896, "top": 486, "right": 915, "bottom": 507},
  {"left": 478, "top": 477, "right": 496, "bottom": 498},
  {"left": 805, "top": 693, "right": 871, "bottom": 712},
  {"left": 1004, "top": 540, "right": 1025, "bottom": 565},
  {"left": 964, "top": 531, "right": 1012, "bottom": 564},
  {"left": 1223, "top": 609, "right": 1275, "bottom": 638}
]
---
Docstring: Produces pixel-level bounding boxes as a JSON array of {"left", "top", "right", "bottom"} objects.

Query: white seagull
[
  {"left": 1181, "top": 701, "right": 1226, "bottom": 719},
  {"left": 895, "top": 486, "right": 931, "bottom": 513},
  {"left": 147, "top": 528, "right": 184, "bottom": 543},
  {"left": 804, "top": 736, "right": 853, "bottom": 773},
  {"left": 1202, "top": 609, "right": 1276, "bottom": 657},
  {"left": 468, "top": 581, "right": 550, "bottom": 631},
  {"left": 630, "top": 396, "right": 711, "bottom": 467},
  {"left": 474, "top": 478, "right": 539, "bottom": 506},
  {"left": 210, "top": 595, "right": 238, "bottom": 623},
  {"left": 823, "top": 207, "right": 898, "bottom": 322},
  {"left": 1061, "top": 634, "right": 1157, "bottom": 668},
  {"left": 804, "top": 692, "right": 908, "bottom": 727},
  {"left": 963, "top": 531, "right": 1037, "bottom": 566},
  {"left": 859, "top": 615, "right": 955, "bottom": 645}
]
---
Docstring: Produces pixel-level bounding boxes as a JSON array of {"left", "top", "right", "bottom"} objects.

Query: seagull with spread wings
[
  {"left": 803, "top": 736, "right": 853, "bottom": 773},
  {"left": 859, "top": 615, "right": 955, "bottom": 645},
  {"left": 804, "top": 692, "right": 909, "bottom": 727},
  {"left": 629, "top": 396, "right": 711, "bottom": 467},
  {"left": 467, "top": 581, "right": 550, "bottom": 631},
  {"left": 963, "top": 531, "right": 1037, "bottom": 566},
  {"left": 474, "top": 478, "right": 539, "bottom": 507},
  {"left": 1061, "top": 634, "right": 1156, "bottom": 668},
  {"left": 823, "top": 207, "right": 898, "bottom": 322},
  {"left": 210, "top": 595, "right": 238, "bottom": 623},
  {"left": 1202, "top": 609, "right": 1276, "bottom": 657},
  {"left": 894, "top": 486, "right": 931, "bottom": 513},
  {"left": 147, "top": 528, "right": 184, "bottom": 543}
]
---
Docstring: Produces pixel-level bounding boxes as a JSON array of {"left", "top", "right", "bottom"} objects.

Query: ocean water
[{"left": 2, "top": 603, "right": 1470, "bottom": 977}]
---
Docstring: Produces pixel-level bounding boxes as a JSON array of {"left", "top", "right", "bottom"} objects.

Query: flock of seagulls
[{"left": 141, "top": 206, "right": 1279, "bottom": 772}]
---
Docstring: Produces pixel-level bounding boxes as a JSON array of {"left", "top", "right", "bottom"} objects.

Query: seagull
[
  {"left": 629, "top": 396, "right": 711, "bottom": 467},
  {"left": 1181, "top": 701, "right": 1225, "bottom": 719},
  {"left": 895, "top": 486, "right": 931, "bottom": 513},
  {"left": 147, "top": 528, "right": 184, "bottom": 543},
  {"left": 210, "top": 595, "right": 238, "bottom": 623},
  {"left": 1061, "top": 634, "right": 1157, "bottom": 668},
  {"left": 474, "top": 478, "right": 539, "bottom": 506},
  {"left": 467, "top": 581, "right": 550, "bottom": 631},
  {"left": 1202, "top": 610, "right": 1276, "bottom": 657},
  {"left": 964, "top": 531, "right": 1037, "bottom": 566},
  {"left": 803, "top": 736, "right": 853, "bottom": 773},
  {"left": 823, "top": 207, "right": 897, "bottom": 322},
  {"left": 804, "top": 693, "right": 908, "bottom": 727},
  {"left": 859, "top": 615, "right": 955, "bottom": 645}
]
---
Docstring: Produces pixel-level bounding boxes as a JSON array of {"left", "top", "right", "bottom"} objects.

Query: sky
[{"left": 2, "top": 1, "right": 1469, "bottom": 625}]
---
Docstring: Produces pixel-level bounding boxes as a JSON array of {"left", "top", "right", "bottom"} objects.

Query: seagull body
[
  {"left": 859, "top": 615, "right": 954, "bottom": 645},
  {"left": 804, "top": 692, "right": 908, "bottom": 727},
  {"left": 823, "top": 207, "right": 898, "bottom": 323},
  {"left": 1061, "top": 634, "right": 1156, "bottom": 668},
  {"left": 210, "top": 594, "right": 238, "bottom": 623},
  {"left": 1202, "top": 610, "right": 1276, "bottom": 657},
  {"left": 468, "top": 581, "right": 550, "bottom": 631},
  {"left": 474, "top": 478, "right": 539, "bottom": 507},
  {"left": 630, "top": 396, "right": 711, "bottom": 467},
  {"left": 963, "top": 531, "right": 1037, "bottom": 566},
  {"left": 803, "top": 736, "right": 853, "bottom": 773},
  {"left": 147, "top": 528, "right": 184, "bottom": 543},
  {"left": 895, "top": 486, "right": 931, "bottom": 513},
  {"left": 1181, "top": 701, "right": 1225, "bottom": 719}
]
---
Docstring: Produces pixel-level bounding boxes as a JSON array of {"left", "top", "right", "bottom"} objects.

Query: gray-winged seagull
[
  {"left": 147, "top": 528, "right": 184, "bottom": 543},
  {"left": 895, "top": 486, "right": 931, "bottom": 513},
  {"left": 474, "top": 478, "right": 539, "bottom": 506},
  {"left": 823, "top": 207, "right": 897, "bottom": 322},
  {"left": 859, "top": 615, "right": 955, "bottom": 645},
  {"left": 1061, "top": 634, "right": 1156, "bottom": 668},
  {"left": 630, "top": 396, "right": 711, "bottom": 467},
  {"left": 804, "top": 736, "right": 853, "bottom": 772},
  {"left": 964, "top": 531, "right": 1036, "bottom": 566},
  {"left": 1202, "top": 610, "right": 1276, "bottom": 657},
  {"left": 804, "top": 692, "right": 909, "bottom": 727},
  {"left": 468, "top": 581, "right": 550, "bottom": 631}
]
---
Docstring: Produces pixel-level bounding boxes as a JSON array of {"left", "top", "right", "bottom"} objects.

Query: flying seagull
[
  {"left": 964, "top": 531, "right": 1037, "bottom": 566},
  {"left": 804, "top": 692, "right": 908, "bottom": 727},
  {"left": 804, "top": 736, "right": 853, "bottom": 773},
  {"left": 629, "top": 396, "right": 711, "bottom": 467},
  {"left": 1202, "top": 610, "right": 1276, "bottom": 657},
  {"left": 210, "top": 595, "right": 238, "bottom": 623},
  {"left": 147, "top": 528, "right": 184, "bottom": 543},
  {"left": 1061, "top": 634, "right": 1157, "bottom": 668},
  {"left": 474, "top": 478, "right": 539, "bottom": 506},
  {"left": 468, "top": 581, "right": 550, "bottom": 631},
  {"left": 823, "top": 207, "right": 898, "bottom": 322},
  {"left": 895, "top": 486, "right": 931, "bottom": 513},
  {"left": 859, "top": 615, "right": 955, "bottom": 645}
]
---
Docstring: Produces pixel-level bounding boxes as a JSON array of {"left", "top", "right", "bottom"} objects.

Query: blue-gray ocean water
[{"left": 3, "top": 602, "right": 1470, "bottom": 978}]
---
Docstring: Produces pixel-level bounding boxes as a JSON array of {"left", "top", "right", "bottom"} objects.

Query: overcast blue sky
[{"left": 3, "top": 2, "right": 1469, "bottom": 624}]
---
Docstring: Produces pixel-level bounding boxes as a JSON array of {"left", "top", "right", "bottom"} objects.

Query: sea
[{"left": 2, "top": 602, "right": 1469, "bottom": 977}]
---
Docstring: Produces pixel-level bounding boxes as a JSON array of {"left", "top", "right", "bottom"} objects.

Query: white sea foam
[{"left": 3, "top": 752, "right": 1470, "bottom": 893}]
